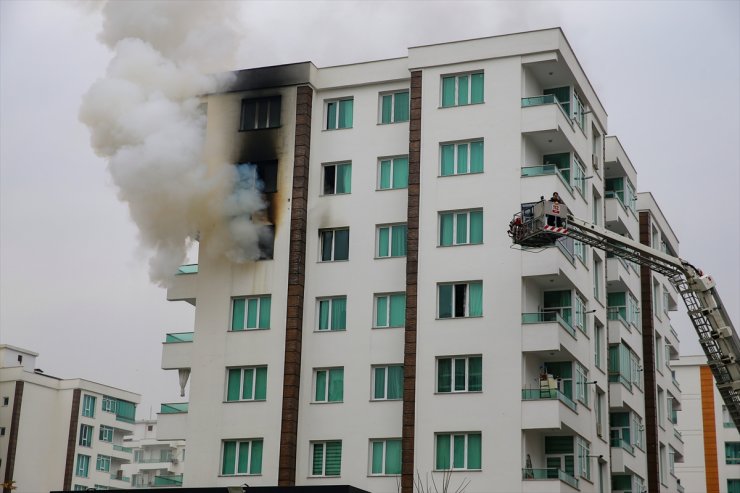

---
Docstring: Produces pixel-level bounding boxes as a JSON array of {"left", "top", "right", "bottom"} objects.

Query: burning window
[
  {"left": 240, "top": 96, "right": 281, "bottom": 131},
  {"left": 254, "top": 160, "right": 278, "bottom": 194}
]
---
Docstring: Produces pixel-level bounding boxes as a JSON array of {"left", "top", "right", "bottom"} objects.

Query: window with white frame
[
  {"left": 314, "top": 368, "right": 344, "bottom": 403},
  {"left": 632, "top": 413, "right": 644, "bottom": 450},
  {"left": 440, "top": 140, "right": 484, "bottom": 176},
  {"left": 76, "top": 454, "right": 90, "bottom": 477},
  {"left": 573, "top": 155, "right": 586, "bottom": 197},
  {"left": 101, "top": 396, "right": 116, "bottom": 413},
  {"left": 325, "top": 98, "right": 353, "bottom": 130},
  {"left": 441, "top": 72, "right": 484, "bottom": 107},
  {"left": 576, "top": 363, "right": 589, "bottom": 406},
  {"left": 79, "top": 424, "right": 93, "bottom": 447},
  {"left": 593, "top": 257, "right": 602, "bottom": 300},
  {"left": 376, "top": 224, "right": 407, "bottom": 258},
  {"left": 372, "top": 365, "right": 403, "bottom": 400},
  {"left": 317, "top": 297, "right": 346, "bottom": 331},
  {"left": 322, "top": 162, "right": 351, "bottom": 195},
  {"left": 379, "top": 90, "right": 409, "bottom": 124},
  {"left": 575, "top": 294, "right": 588, "bottom": 335},
  {"left": 437, "top": 281, "right": 482, "bottom": 319},
  {"left": 435, "top": 433, "right": 481, "bottom": 470},
  {"left": 437, "top": 356, "right": 482, "bottom": 393},
  {"left": 96, "top": 454, "right": 111, "bottom": 472},
  {"left": 576, "top": 436, "right": 591, "bottom": 480},
  {"left": 374, "top": 293, "right": 406, "bottom": 328},
  {"left": 240, "top": 96, "right": 281, "bottom": 130},
  {"left": 439, "top": 209, "right": 483, "bottom": 246},
  {"left": 378, "top": 156, "right": 408, "bottom": 190},
  {"left": 221, "top": 439, "right": 263, "bottom": 475},
  {"left": 370, "top": 439, "right": 402, "bottom": 475},
  {"left": 99, "top": 425, "right": 113, "bottom": 443},
  {"left": 594, "top": 322, "right": 604, "bottom": 369},
  {"left": 81, "top": 394, "right": 96, "bottom": 418},
  {"left": 574, "top": 240, "right": 586, "bottom": 264},
  {"left": 231, "top": 295, "right": 271, "bottom": 331},
  {"left": 311, "top": 441, "right": 342, "bottom": 476},
  {"left": 226, "top": 366, "right": 267, "bottom": 402},
  {"left": 319, "top": 228, "right": 349, "bottom": 261}
]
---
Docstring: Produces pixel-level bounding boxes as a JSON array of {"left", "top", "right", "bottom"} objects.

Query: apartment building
[
  {"left": 122, "top": 419, "right": 185, "bottom": 488},
  {"left": 674, "top": 355, "right": 740, "bottom": 493},
  {"left": 0, "top": 345, "right": 140, "bottom": 492},
  {"left": 158, "top": 28, "right": 683, "bottom": 493}
]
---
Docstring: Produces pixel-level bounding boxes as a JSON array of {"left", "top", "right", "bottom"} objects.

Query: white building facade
[
  {"left": 0, "top": 345, "right": 140, "bottom": 492},
  {"left": 122, "top": 419, "right": 185, "bottom": 488},
  {"left": 158, "top": 28, "right": 684, "bottom": 493}
]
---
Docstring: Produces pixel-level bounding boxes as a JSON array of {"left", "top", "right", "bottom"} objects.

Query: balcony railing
[
  {"left": 522, "top": 388, "right": 577, "bottom": 412},
  {"left": 154, "top": 474, "right": 183, "bottom": 487},
  {"left": 110, "top": 474, "right": 131, "bottom": 482},
  {"left": 177, "top": 264, "right": 198, "bottom": 275},
  {"left": 610, "top": 437, "right": 635, "bottom": 455},
  {"left": 677, "top": 483, "right": 685, "bottom": 493},
  {"left": 136, "top": 457, "right": 174, "bottom": 464},
  {"left": 112, "top": 444, "right": 133, "bottom": 453},
  {"left": 521, "top": 94, "right": 571, "bottom": 122},
  {"left": 607, "top": 307, "right": 630, "bottom": 328},
  {"left": 165, "top": 332, "right": 194, "bottom": 343},
  {"left": 521, "top": 468, "right": 579, "bottom": 490},
  {"left": 724, "top": 422, "right": 736, "bottom": 428},
  {"left": 608, "top": 371, "right": 633, "bottom": 391},
  {"left": 670, "top": 326, "right": 680, "bottom": 340},
  {"left": 160, "top": 402, "right": 189, "bottom": 414},
  {"left": 521, "top": 164, "right": 573, "bottom": 192},
  {"left": 673, "top": 428, "right": 683, "bottom": 442},
  {"left": 522, "top": 312, "right": 576, "bottom": 338}
]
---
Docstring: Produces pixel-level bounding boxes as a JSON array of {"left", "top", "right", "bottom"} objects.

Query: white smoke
[{"left": 80, "top": 1, "right": 270, "bottom": 284}]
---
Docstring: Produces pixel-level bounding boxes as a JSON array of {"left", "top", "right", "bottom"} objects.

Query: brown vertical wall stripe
[
  {"left": 2, "top": 381, "right": 24, "bottom": 493},
  {"left": 62, "top": 388, "right": 81, "bottom": 491},
  {"left": 278, "top": 85, "right": 312, "bottom": 486},
  {"left": 401, "top": 70, "right": 421, "bottom": 493},
  {"left": 701, "top": 365, "right": 720, "bottom": 493},
  {"left": 639, "top": 211, "right": 660, "bottom": 493}
]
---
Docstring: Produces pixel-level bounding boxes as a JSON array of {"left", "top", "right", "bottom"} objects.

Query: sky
[{"left": 1, "top": 0, "right": 738, "bottom": 418}]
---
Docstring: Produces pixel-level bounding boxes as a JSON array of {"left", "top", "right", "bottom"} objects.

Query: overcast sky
[{"left": 1, "top": 0, "right": 738, "bottom": 418}]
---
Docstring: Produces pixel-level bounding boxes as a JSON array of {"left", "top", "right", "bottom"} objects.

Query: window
[
  {"left": 102, "top": 395, "right": 116, "bottom": 413},
  {"left": 314, "top": 368, "right": 344, "bottom": 403},
  {"left": 437, "top": 356, "right": 482, "bottom": 393},
  {"left": 82, "top": 394, "right": 96, "bottom": 418},
  {"left": 226, "top": 367, "right": 267, "bottom": 402},
  {"left": 576, "top": 436, "right": 591, "bottom": 480},
  {"left": 575, "top": 363, "right": 589, "bottom": 406},
  {"left": 323, "top": 162, "right": 352, "bottom": 195},
  {"left": 317, "top": 297, "right": 347, "bottom": 331},
  {"left": 0, "top": 427, "right": 5, "bottom": 436},
  {"left": 545, "top": 362, "right": 573, "bottom": 400},
  {"left": 441, "top": 72, "right": 484, "bottom": 107},
  {"left": 326, "top": 98, "right": 353, "bottom": 130},
  {"left": 76, "top": 454, "right": 90, "bottom": 477},
  {"left": 544, "top": 290, "right": 573, "bottom": 327},
  {"left": 655, "top": 335, "right": 663, "bottom": 370},
  {"left": 435, "top": 433, "right": 481, "bottom": 470},
  {"left": 73, "top": 485, "right": 87, "bottom": 491},
  {"left": 574, "top": 294, "right": 587, "bottom": 335},
  {"left": 370, "top": 439, "right": 402, "bottom": 475},
  {"left": 378, "top": 156, "right": 408, "bottom": 190},
  {"left": 594, "top": 322, "right": 604, "bottom": 369},
  {"left": 659, "top": 444, "right": 666, "bottom": 484},
  {"left": 373, "top": 365, "right": 403, "bottom": 400},
  {"left": 545, "top": 435, "right": 575, "bottom": 479},
  {"left": 729, "top": 479, "right": 740, "bottom": 493},
  {"left": 380, "top": 91, "right": 409, "bottom": 123},
  {"left": 595, "top": 391, "right": 605, "bottom": 438},
  {"left": 632, "top": 413, "right": 644, "bottom": 450},
  {"left": 96, "top": 455, "right": 111, "bottom": 472},
  {"left": 439, "top": 209, "right": 483, "bottom": 246},
  {"left": 440, "top": 140, "right": 484, "bottom": 176},
  {"left": 726, "top": 442, "right": 740, "bottom": 464},
  {"left": 231, "top": 295, "right": 271, "bottom": 331},
  {"left": 2, "top": 397, "right": 8, "bottom": 406},
  {"left": 573, "top": 155, "right": 586, "bottom": 197},
  {"left": 240, "top": 96, "right": 281, "bottom": 130},
  {"left": 320, "top": 228, "right": 349, "bottom": 261},
  {"left": 593, "top": 257, "right": 602, "bottom": 300},
  {"left": 574, "top": 240, "right": 586, "bottom": 264},
  {"left": 311, "top": 441, "right": 342, "bottom": 476},
  {"left": 99, "top": 425, "right": 113, "bottom": 443},
  {"left": 374, "top": 293, "right": 406, "bottom": 328},
  {"left": 79, "top": 424, "right": 94, "bottom": 447},
  {"left": 377, "top": 224, "right": 407, "bottom": 257},
  {"left": 657, "top": 387, "right": 665, "bottom": 425},
  {"left": 592, "top": 191, "right": 601, "bottom": 226},
  {"left": 663, "top": 287, "right": 670, "bottom": 315},
  {"left": 437, "top": 281, "right": 482, "bottom": 318},
  {"left": 221, "top": 439, "right": 263, "bottom": 475}
]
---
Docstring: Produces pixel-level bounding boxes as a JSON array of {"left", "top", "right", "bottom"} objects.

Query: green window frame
[
  {"left": 372, "top": 365, "right": 403, "bottom": 400},
  {"left": 221, "top": 439, "right": 263, "bottom": 476},
  {"left": 231, "top": 295, "right": 271, "bottom": 331},
  {"left": 377, "top": 224, "right": 407, "bottom": 258},
  {"left": 311, "top": 441, "right": 342, "bottom": 476},
  {"left": 441, "top": 72, "right": 484, "bottom": 107},
  {"left": 436, "top": 356, "right": 482, "bottom": 393},
  {"left": 240, "top": 96, "right": 281, "bottom": 130},
  {"left": 322, "top": 162, "right": 352, "bottom": 195},
  {"left": 76, "top": 454, "right": 90, "bottom": 477},
  {"left": 326, "top": 98, "right": 353, "bottom": 130},
  {"left": 101, "top": 395, "right": 116, "bottom": 413},
  {"left": 314, "top": 368, "right": 344, "bottom": 403},
  {"left": 435, "top": 433, "right": 481, "bottom": 470},
  {"left": 437, "top": 281, "right": 483, "bottom": 319},
  {"left": 726, "top": 442, "right": 740, "bottom": 464},
  {"left": 81, "top": 394, "right": 96, "bottom": 418},
  {"left": 99, "top": 425, "right": 113, "bottom": 443},
  {"left": 96, "top": 455, "right": 111, "bottom": 472},
  {"left": 320, "top": 228, "right": 349, "bottom": 261},
  {"left": 370, "top": 439, "right": 402, "bottom": 475},
  {"left": 440, "top": 140, "right": 484, "bottom": 176},
  {"left": 374, "top": 293, "right": 406, "bottom": 328},
  {"left": 79, "top": 424, "right": 94, "bottom": 447},
  {"left": 317, "top": 297, "right": 347, "bottom": 331},
  {"left": 226, "top": 366, "right": 268, "bottom": 402},
  {"left": 378, "top": 156, "right": 409, "bottom": 190},
  {"left": 439, "top": 209, "right": 483, "bottom": 246},
  {"left": 380, "top": 91, "right": 409, "bottom": 124}
]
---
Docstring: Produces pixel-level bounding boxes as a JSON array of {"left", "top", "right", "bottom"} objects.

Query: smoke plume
[{"left": 80, "top": 1, "right": 269, "bottom": 284}]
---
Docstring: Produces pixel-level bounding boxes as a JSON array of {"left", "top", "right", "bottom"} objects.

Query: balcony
[
  {"left": 523, "top": 388, "right": 577, "bottom": 412},
  {"left": 521, "top": 247, "right": 581, "bottom": 291},
  {"left": 161, "top": 402, "right": 188, "bottom": 414},
  {"left": 161, "top": 333, "right": 193, "bottom": 370},
  {"left": 605, "top": 192, "right": 635, "bottom": 236},
  {"left": 110, "top": 473, "right": 131, "bottom": 483},
  {"left": 607, "top": 257, "right": 633, "bottom": 292},
  {"left": 521, "top": 312, "right": 578, "bottom": 359},
  {"left": 157, "top": 403, "right": 188, "bottom": 441},
  {"left": 521, "top": 96, "right": 582, "bottom": 157},
  {"left": 522, "top": 468, "right": 579, "bottom": 492},
  {"left": 521, "top": 389, "right": 587, "bottom": 435},
  {"left": 610, "top": 438, "right": 644, "bottom": 475},
  {"left": 167, "top": 264, "right": 197, "bottom": 305},
  {"left": 522, "top": 165, "right": 572, "bottom": 193},
  {"left": 611, "top": 437, "right": 635, "bottom": 455},
  {"left": 154, "top": 474, "right": 183, "bottom": 487},
  {"left": 107, "top": 443, "right": 133, "bottom": 462}
]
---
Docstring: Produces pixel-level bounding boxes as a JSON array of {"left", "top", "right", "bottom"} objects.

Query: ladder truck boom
[{"left": 509, "top": 200, "right": 740, "bottom": 429}]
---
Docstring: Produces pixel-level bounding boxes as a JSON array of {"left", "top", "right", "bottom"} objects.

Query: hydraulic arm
[{"left": 509, "top": 200, "right": 740, "bottom": 429}]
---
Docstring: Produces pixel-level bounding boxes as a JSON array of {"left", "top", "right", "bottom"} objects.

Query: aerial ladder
[{"left": 508, "top": 199, "right": 740, "bottom": 430}]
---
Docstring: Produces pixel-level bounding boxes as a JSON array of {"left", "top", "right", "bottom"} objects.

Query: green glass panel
[
  {"left": 250, "top": 440, "right": 263, "bottom": 474},
  {"left": 237, "top": 441, "right": 249, "bottom": 474},
  {"left": 255, "top": 367, "right": 267, "bottom": 400},
  {"left": 336, "top": 163, "right": 351, "bottom": 194},
  {"left": 441, "top": 144, "right": 455, "bottom": 176},
  {"left": 457, "top": 143, "right": 468, "bottom": 174},
  {"left": 325, "top": 441, "right": 342, "bottom": 476},
  {"left": 328, "top": 368, "right": 344, "bottom": 401},
  {"left": 334, "top": 229, "right": 349, "bottom": 261},
  {"left": 453, "top": 435, "right": 465, "bottom": 468},
  {"left": 376, "top": 296, "right": 388, "bottom": 327},
  {"left": 315, "top": 370, "right": 326, "bottom": 401},
  {"left": 331, "top": 298, "right": 346, "bottom": 330},
  {"left": 222, "top": 441, "right": 236, "bottom": 475},
  {"left": 470, "top": 141, "right": 483, "bottom": 172},
  {"left": 312, "top": 443, "right": 324, "bottom": 475},
  {"left": 338, "top": 99, "right": 353, "bottom": 128},
  {"left": 246, "top": 298, "right": 258, "bottom": 329},
  {"left": 319, "top": 300, "right": 330, "bottom": 331},
  {"left": 442, "top": 77, "right": 455, "bottom": 107},
  {"left": 457, "top": 75, "right": 469, "bottom": 105},
  {"left": 438, "top": 284, "right": 452, "bottom": 318},
  {"left": 436, "top": 434, "right": 450, "bottom": 469},
  {"left": 389, "top": 294, "right": 406, "bottom": 327},
  {"left": 454, "top": 358, "right": 466, "bottom": 391},
  {"left": 232, "top": 299, "right": 245, "bottom": 331},
  {"left": 242, "top": 368, "right": 254, "bottom": 400},
  {"left": 386, "top": 440, "right": 402, "bottom": 474},
  {"left": 393, "top": 157, "right": 408, "bottom": 188},
  {"left": 379, "top": 160, "right": 391, "bottom": 189},
  {"left": 469, "top": 357, "right": 482, "bottom": 391},
  {"left": 608, "top": 292, "right": 626, "bottom": 307},
  {"left": 372, "top": 441, "right": 384, "bottom": 474},
  {"left": 394, "top": 91, "right": 409, "bottom": 122},
  {"left": 545, "top": 436, "right": 574, "bottom": 454},
  {"left": 381, "top": 95, "right": 392, "bottom": 124},
  {"left": 564, "top": 455, "right": 575, "bottom": 476},
  {"left": 471, "top": 73, "right": 484, "bottom": 103},
  {"left": 437, "top": 358, "right": 451, "bottom": 392},
  {"left": 468, "top": 282, "right": 483, "bottom": 317},
  {"left": 388, "top": 366, "right": 403, "bottom": 399},
  {"left": 321, "top": 230, "right": 333, "bottom": 261},
  {"left": 227, "top": 369, "right": 241, "bottom": 401},
  {"left": 440, "top": 213, "right": 453, "bottom": 246},
  {"left": 378, "top": 227, "right": 390, "bottom": 257},
  {"left": 258, "top": 296, "right": 270, "bottom": 329},
  {"left": 456, "top": 213, "right": 468, "bottom": 244},
  {"left": 374, "top": 367, "right": 386, "bottom": 399},
  {"left": 326, "top": 102, "right": 337, "bottom": 130},
  {"left": 469, "top": 210, "right": 483, "bottom": 244},
  {"left": 467, "top": 434, "right": 481, "bottom": 469},
  {"left": 391, "top": 225, "right": 407, "bottom": 256}
]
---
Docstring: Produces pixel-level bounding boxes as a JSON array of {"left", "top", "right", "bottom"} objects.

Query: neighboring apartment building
[
  {"left": 674, "top": 355, "right": 740, "bottom": 493},
  {"left": 0, "top": 345, "right": 140, "bottom": 492},
  {"left": 157, "top": 28, "right": 684, "bottom": 492},
  {"left": 122, "top": 419, "right": 185, "bottom": 488}
]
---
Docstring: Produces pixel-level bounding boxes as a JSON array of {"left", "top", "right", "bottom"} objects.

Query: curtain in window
[
  {"left": 381, "top": 95, "right": 393, "bottom": 124},
  {"left": 232, "top": 299, "right": 245, "bottom": 331},
  {"left": 729, "top": 479, "right": 740, "bottom": 493},
  {"left": 371, "top": 442, "right": 384, "bottom": 474},
  {"left": 470, "top": 141, "right": 483, "bottom": 173},
  {"left": 394, "top": 92, "right": 409, "bottom": 122},
  {"left": 393, "top": 157, "right": 408, "bottom": 188},
  {"left": 454, "top": 358, "right": 466, "bottom": 391},
  {"left": 436, "top": 434, "right": 450, "bottom": 469},
  {"left": 376, "top": 296, "right": 388, "bottom": 327},
  {"left": 469, "top": 210, "right": 483, "bottom": 244},
  {"left": 389, "top": 294, "right": 405, "bottom": 327},
  {"left": 319, "top": 300, "right": 330, "bottom": 330},
  {"left": 471, "top": 73, "right": 484, "bottom": 104},
  {"left": 468, "top": 357, "right": 482, "bottom": 391},
  {"left": 457, "top": 75, "right": 469, "bottom": 105},
  {"left": 237, "top": 441, "right": 250, "bottom": 474},
  {"left": 255, "top": 367, "right": 267, "bottom": 400},
  {"left": 116, "top": 400, "right": 136, "bottom": 423},
  {"left": 457, "top": 143, "right": 468, "bottom": 174},
  {"left": 326, "top": 102, "right": 337, "bottom": 130},
  {"left": 337, "top": 164, "right": 351, "bottom": 193},
  {"left": 374, "top": 367, "right": 386, "bottom": 399},
  {"left": 440, "top": 213, "right": 453, "bottom": 246},
  {"left": 222, "top": 441, "right": 236, "bottom": 475},
  {"left": 467, "top": 434, "right": 481, "bottom": 469},
  {"left": 453, "top": 435, "right": 466, "bottom": 468},
  {"left": 379, "top": 160, "right": 391, "bottom": 189},
  {"left": 246, "top": 298, "right": 258, "bottom": 328},
  {"left": 441, "top": 145, "right": 455, "bottom": 176},
  {"left": 456, "top": 213, "right": 468, "bottom": 244},
  {"left": 442, "top": 77, "right": 455, "bottom": 107},
  {"left": 315, "top": 371, "right": 326, "bottom": 401},
  {"left": 391, "top": 225, "right": 407, "bottom": 256},
  {"left": 385, "top": 440, "right": 402, "bottom": 474},
  {"left": 227, "top": 369, "right": 241, "bottom": 401},
  {"left": 438, "top": 359, "right": 452, "bottom": 392},
  {"left": 325, "top": 442, "right": 342, "bottom": 476},
  {"left": 438, "top": 284, "right": 452, "bottom": 318},
  {"left": 242, "top": 368, "right": 254, "bottom": 400},
  {"left": 338, "top": 100, "right": 353, "bottom": 128},
  {"left": 388, "top": 366, "right": 403, "bottom": 399},
  {"left": 331, "top": 298, "right": 346, "bottom": 330},
  {"left": 249, "top": 440, "right": 262, "bottom": 474},
  {"left": 258, "top": 296, "right": 270, "bottom": 329},
  {"left": 312, "top": 443, "right": 324, "bottom": 475},
  {"left": 378, "top": 227, "right": 390, "bottom": 257},
  {"left": 334, "top": 229, "right": 349, "bottom": 261},
  {"left": 468, "top": 282, "right": 483, "bottom": 317},
  {"left": 328, "top": 368, "right": 344, "bottom": 401},
  {"left": 321, "top": 230, "right": 333, "bottom": 261}
]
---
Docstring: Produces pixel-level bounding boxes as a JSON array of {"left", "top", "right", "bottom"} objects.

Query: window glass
[
  {"left": 439, "top": 209, "right": 483, "bottom": 246},
  {"left": 232, "top": 296, "right": 271, "bottom": 331},
  {"left": 441, "top": 73, "right": 484, "bottom": 107},
  {"left": 438, "top": 282, "right": 482, "bottom": 318},
  {"left": 314, "top": 368, "right": 344, "bottom": 402},
  {"left": 435, "top": 433, "right": 481, "bottom": 470},
  {"left": 327, "top": 99, "right": 353, "bottom": 129},
  {"left": 226, "top": 367, "right": 268, "bottom": 401},
  {"left": 371, "top": 439, "right": 402, "bottom": 475},
  {"left": 240, "top": 96, "right": 281, "bottom": 130},
  {"left": 440, "top": 140, "right": 484, "bottom": 176},
  {"left": 222, "top": 439, "right": 263, "bottom": 475},
  {"left": 377, "top": 224, "right": 407, "bottom": 257},
  {"left": 320, "top": 229, "right": 349, "bottom": 261},
  {"left": 378, "top": 156, "right": 408, "bottom": 190},
  {"left": 317, "top": 297, "right": 347, "bottom": 331},
  {"left": 323, "top": 163, "right": 352, "bottom": 195}
]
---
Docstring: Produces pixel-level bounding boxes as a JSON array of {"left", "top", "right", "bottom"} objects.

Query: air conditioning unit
[{"left": 592, "top": 154, "right": 600, "bottom": 170}]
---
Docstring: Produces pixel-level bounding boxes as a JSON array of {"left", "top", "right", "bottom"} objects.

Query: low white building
[
  {"left": 0, "top": 345, "right": 140, "bottom": 492},
  {"left": 122, "top": 419, "right": 185, "bottom": 488}
]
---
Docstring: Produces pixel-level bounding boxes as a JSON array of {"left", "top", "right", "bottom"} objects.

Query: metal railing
[
  {"left": 160, "top": 402, "right": 189, "bottom": 414},
  {"left": 521, "top": 164, "right": 573, "bottom": 192},
  {"left": 610, "top": 437, "right": 635, "bottom": 455},
  {"left": 136, "top": 457, "right": 174, "bottom": 464},
  {"left": 522, "top": 312, "right": 576, "bottom": 338},
  {"left": 165, "top": 332, "right": 194, "bottom": 343},
  {"left": 112, "top": 444, "right": 132, "bottom": 453},
  {"left": 522, "top": 388, "right": 577, "bottom": 412},
  {"left": 521, "top": 468, "right": 579, "bottom": 489},
  {"left": 608, "top": 372, "right": 633, "bottom": 391},
  {"left": 606, "top": 307, "right": 630, "bottom": 328},
  {"left": 521, "top": 94, "right": 572, "bottom": 122},
  {"left": 154, "top": 474, "right": 183, "bottom": 486},
  {"left": 177, "top": 264, "right": 198, "bottom": 275},
  {"left": 110, "top": 474, "right": 131, "bottom": 482}
]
